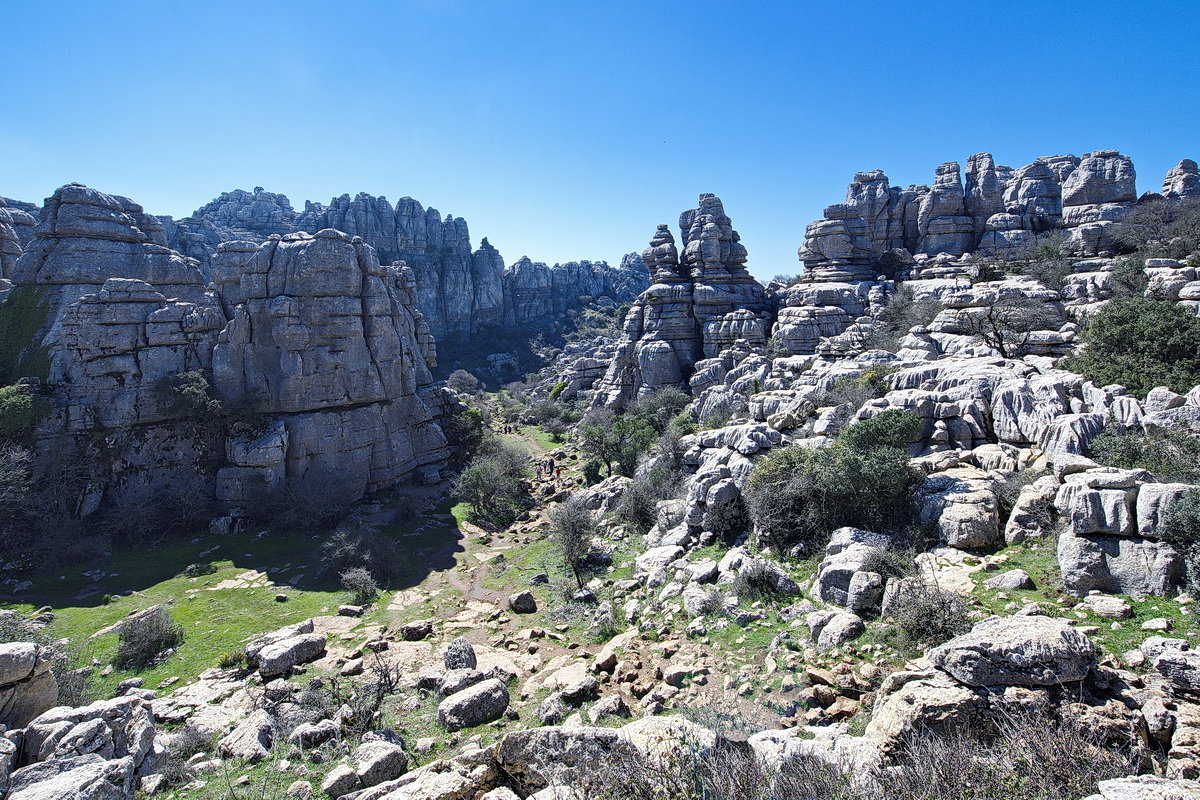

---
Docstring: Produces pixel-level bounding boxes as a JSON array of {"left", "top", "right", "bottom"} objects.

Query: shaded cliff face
[
  {"left": 590, "top": 194, "right": 769, "bottom": 410},
  {"left": 165, "top": 189, "right": 647, "bottom": 346},
  {"left": 6, "top": 184, "right": 449, "bottom": 522},
  {"left": 798, "top": 151, "right": 1198, "bottom": 280}
]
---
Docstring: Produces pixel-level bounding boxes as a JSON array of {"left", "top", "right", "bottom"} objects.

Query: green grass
[
  {"left": 4, "top": 509, "right": 465, "bottom": 698},
  {"left": 516, "top": 424, "right": 559, "bottom": 453},
  {"left": 970, "top": 538, "right": 1198, "bottom": 663}
]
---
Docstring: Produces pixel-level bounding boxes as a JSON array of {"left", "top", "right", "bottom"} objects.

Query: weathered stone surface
[
  {"left": 928, "top": 615, "right": 1096, "bottom": 687},
  {"left": 217, "top": 708, "right": 275, "bottom": 762},
  {"left": 352, "top": 739, "right": 409, "bottom": 787},
  {"left": 591, "top": 195, "right": 769, "bottom": 410},
  {"left": 256, "top": 633, "right": 327, "bottom": 678},
  {"left": 443, "top": 637, "right": 477, "bottom": 670},
  {"left": 437, "top": 678, "right": 509, "bottom": 731},
  {"left": 0, "top": 643, "right": 58, "bottom": 728}
]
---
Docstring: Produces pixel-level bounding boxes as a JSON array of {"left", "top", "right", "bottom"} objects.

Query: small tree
[
  {"left": 954, "top": 295, "right": 1064, "bottom": 358},
  {"left": 550, "top": 495, "right": 595, "bottom": 588},
  {"left": 446, "top": 369, "right": 481, "bottom": 395},
  {"left": 455, "top": 437, "right": 531, "bottom": 525},
  {"left": 578, "top": 409, "right": 656, "bottom": 477}
]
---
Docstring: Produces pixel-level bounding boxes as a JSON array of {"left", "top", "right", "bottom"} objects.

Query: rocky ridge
[{"left": 160, "top": 188, "right": 649, "bottom": 346}]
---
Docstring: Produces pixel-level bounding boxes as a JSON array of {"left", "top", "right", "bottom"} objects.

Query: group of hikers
[
  {"left": 534, "top": 457, "right": 560, "bottom": 482},
  {"left": 494, "top": 421, "right": 561, "bottom": 482}
]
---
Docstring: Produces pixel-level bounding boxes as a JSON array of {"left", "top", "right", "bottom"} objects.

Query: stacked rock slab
[
  {"left": 211, "top": 229, "right": 449, "bottom": 498},
  {"left": 801, "top": 150, "right": 1193, "bottom": 271},
  {"left": 5, "top": 184, "right": 449, "bottom": 522},
  {"left": 591, "top": 195, "right": 769, "bottom": 409}
]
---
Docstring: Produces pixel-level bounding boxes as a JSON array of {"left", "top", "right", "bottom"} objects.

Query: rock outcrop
[
  {"left": 591, "top": 194, "right": 770, "bottom": 409},
  {"left": 800, "top": 150, "right": 1194, "bottom": 274},
  {"left": 4, "top": 184, "right": 451, "bottom": 529}
]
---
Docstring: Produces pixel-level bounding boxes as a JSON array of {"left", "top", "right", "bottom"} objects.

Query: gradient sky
[{"left": 3, "top": 1, "right": 1197, "bottom": 280}]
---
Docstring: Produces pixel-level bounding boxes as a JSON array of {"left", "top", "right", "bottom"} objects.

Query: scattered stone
[{"left": 509, "top": 591, "right": 538, "bottom": 614}]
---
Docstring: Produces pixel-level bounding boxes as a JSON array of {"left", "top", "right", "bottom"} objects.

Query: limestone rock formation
[
  {"left": 801, "top": 150, "right": 1195, "bottom": 271},
  {"left": 3, "top": 184, "right": 451, "bottom": 528},
  {"left": 591, "top": 195, "right": 769, "bottom": 409},
  {"left": 164, "top": 188, "right": 647, "bottom": 347}
]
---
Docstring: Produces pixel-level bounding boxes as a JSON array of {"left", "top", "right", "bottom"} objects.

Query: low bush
[
  {"left": 446, "top": 369, "right": 481, "bottom": 395},
  {"left": 745, "top": 410, "right": 920, "bottom": 554},
  {"left": 113, "top": 607, "right": 184, "bottom": 670},
  {"left": 340, "top": 566, "right": 379, "bottom": 605},
  {"left": 1089, "top": 428, "right": 1200, "bottom": 482},
  {"left": 864, "top": 285, "right": 943, "bottom": 353},
  {"left": 218, "top": 647, "right": 247, "bottom": 669},
  {"left": 887, "top": 580, "right": 971, "bottom": 651},
  {"left": 0, "top": 385, "right": 43, "bottom": 445}
]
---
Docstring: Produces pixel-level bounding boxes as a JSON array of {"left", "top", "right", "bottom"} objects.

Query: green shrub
[
  {"left": 616, "top": 461, "right": 681, "bottom": 534},
  {"left": 1062, "top": 295, "right": 1200, "bottom": 396},
  {"left": 1160, "top": 487, "right": 1200, "bottom": 590},
  {"left": 865, "top": 285, "right": 943, "bottom": 352},
  {"left": 581, "top": 459, "right": 604, "bottom": 485},
  {"left": 1089, "top": 428, "right": 1200, "bottom": 482},
  {"left": 548, "top": 381, "right": 568, "bottom": 400},
  {"left": 745, "top": 410, "right": 919, "bottom": 553},
  {"left": 113, "top": 607, "right": 184, "bottom": 670},
  {"left": 578, "top": 409, "right": 656, "bottom": 477},
  {"left": 0, "top": 385, "right": 42, "bottom": 445},
  {"left": 183, "top": 562, "right": 217, "bottom": 578},
  {"left": 218, "top": 647, "right": 247, "bottom": 669},
  {"left": 628, "top": 386, "right": 691, "bottom": 434}
]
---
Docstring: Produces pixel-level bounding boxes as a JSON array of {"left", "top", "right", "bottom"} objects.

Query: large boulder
[
  {"left": 0, "top": 643, "right": 58, "bottom": 728},
  {"left": 437, "top": 678, "right": 509, "bottom": 731},
  {"left": 256, "top": 633, "right": 326, "bottom": 678},
  {"left": 1057, "top": 530, "right": 1183, "bottom": 596},
  {"left": 928, "top": 615, "right": 1096, "bottom": 687}
]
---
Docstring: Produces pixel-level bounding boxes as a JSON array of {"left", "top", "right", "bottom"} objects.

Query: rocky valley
[{"left": 1, "top": 147, "right": 1200, "bottom": 800}]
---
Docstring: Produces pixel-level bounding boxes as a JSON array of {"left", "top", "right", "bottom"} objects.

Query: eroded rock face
[
  {"left": 591, "top": 195, "right": 770, "bottom": 409},
  {"left": 166, "top": 188, "right": 647, "bottom": 346},
  {"left": 799, "top": 149, "right": 1192, "bottom": 269},
  {"left": 4, "top": 184, "right": 452, "bottom": 526}
]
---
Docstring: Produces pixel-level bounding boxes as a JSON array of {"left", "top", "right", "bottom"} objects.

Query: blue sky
[{"left": 3, "top": 1, "right": 1196, "bottom": 279}]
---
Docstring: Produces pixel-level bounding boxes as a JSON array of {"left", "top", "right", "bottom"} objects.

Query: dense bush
[
  {"left": 745, "top": 410, "right": 920, "bottom": 553},
  {"left": 113, "top": 607, "right": 184, "bottom": 670},
  {"left": 1062, "top": 295, "right": 1200, "bottom": 396},
  {"left": 0, "top": 385, "right": 42, "bottom": 445},
  {"left": 627, "top": 386, "right": 691, "bottom": 434},
  {"left": 340, "top": 566, "right": 379, "bottom": 605},
  {"left": 550, "top": 495, "right": 596, "bottom": 588},
  {"left": 578, "top": 409, "right": 656, "bottom": 477},
  {"left": 455, "top": 436, "right": 531, "bottom": 525},
  {"left": 441, "top": 404, "right": 486, "bottom": 468},
  {"left": 1089, "top": 428, "right": 1200, "bottom": 482},
  {"left": 446, "top": 369, "right": 481, "bottom": 395},
  {"left": 0, "top": 285, "right": 51, "bottom": 385}
]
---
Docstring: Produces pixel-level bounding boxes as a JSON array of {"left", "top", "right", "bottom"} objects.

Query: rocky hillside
[{"left": 3, "top": 149, "right": 1200, "bottom": 800}]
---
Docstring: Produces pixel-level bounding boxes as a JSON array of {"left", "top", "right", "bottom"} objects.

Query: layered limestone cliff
[
  {"left": 164, "top": 189, "right": 648, "bottom": 345},
  {"left": 5, "top": 184, "right": 449, "bottom": 523},
  {"left": 799, "top": 151, "right": 1199, "bottom": 281}
]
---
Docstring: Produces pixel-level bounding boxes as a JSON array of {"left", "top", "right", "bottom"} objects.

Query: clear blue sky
[{"left": 3, "top": 1, "right": 1197, "bottom": 279}]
